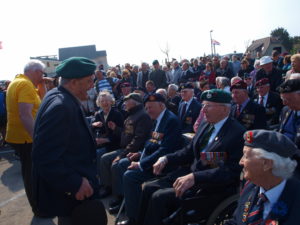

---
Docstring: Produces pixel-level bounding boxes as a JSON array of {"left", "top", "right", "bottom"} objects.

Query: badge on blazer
[
  {"left": 185, "top": 117, "right": 192, "bottom": 124},
  {"left": 150, "top": 131, "right": 164, "bottom": 143},
  {"left": 125, "top": 125, "right": 134, "bottom": 134}
]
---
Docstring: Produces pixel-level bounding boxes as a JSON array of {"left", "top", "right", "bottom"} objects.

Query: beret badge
[
  {"left": 149, "top": 95, "right": 156, "bottom": 101},
  {"left": 206, "top": 92, "right": 212, "bottom": 99},
  {"left": 245, "top": 131, "right": 254, "bottom": 143}
]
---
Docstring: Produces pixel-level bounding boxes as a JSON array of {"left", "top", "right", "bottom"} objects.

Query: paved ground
[{"left": 0, "top": 146, "right": 121, "bottom": 225}]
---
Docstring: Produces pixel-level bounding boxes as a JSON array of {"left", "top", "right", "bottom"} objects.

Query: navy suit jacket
[
  {"left": 32, "top": 86, "right": 99, "bottom": 216},
  {"left": 226, "top": 178, "right": 300, "bottom": 225},
  {"left": 139, "top": 109, "right": 182, "bottom": 171},
  {"left": 254, "top": 91, "right": 283, "bottom": 126},
  {"left": 166, "top": 117, "right": 246, "bottom": 187},
  {"left": 178, "top": 98, "right": 201, "bottom": 133},
  {"left": 231, "top": 100, "right": 267, "bottom": 130}
]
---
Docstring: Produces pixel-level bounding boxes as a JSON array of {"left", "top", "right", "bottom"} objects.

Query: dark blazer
[
  {"left": 32, "top": 86, "right": 100, "bottom": 216},
  {"left": 226, "top": 178, "right": 300, "bottom": 225},
  {"left": 139, "top": 109, "right": 182, "bottom": 171},
  {"left": 92, "top": 107, "right": 124, "bottom": 151},
  {"left": 254, "top": 91, "right": 283, "bottom": 126},
  {"left": 278, "top": 106, "right": 300, "bottom": 149},
  {"left": 149, "top": 69, "right": 167, "bottom": 89},
  {"left": 179, "top": 69, "right": 198, "bottom": 83},
  {"left": 166, "top": 117, "right": 246, "bottom": 187},
  {"left": 231, "top": 100, "right": 267, "bottom": 130},
  {"left": 178, "top": 98, "right": 201, "bottom": 133}
]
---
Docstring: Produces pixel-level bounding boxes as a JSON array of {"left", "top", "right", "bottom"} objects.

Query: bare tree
[{"left": 159, "top": 42, "right": 170, "bottom": 63}]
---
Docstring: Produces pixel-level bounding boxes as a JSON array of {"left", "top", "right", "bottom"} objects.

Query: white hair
[
  {"left": 168, "top": 84, "right": 178, "bottom": 92},
  {"left": 24, "top": 60, "right": 45, "bottom": 73},
  {"left": 216, "top": 76, "right": 230, "bottom": 87},
  {"left": 156, "top": 88, "right": 167, "bottom": 99},
  {"left": 252, "top": 148, "right": 297, "bottom": 179},
  {"left": 289, "top": 73, "right": 300, "bottom": 80},
  {"left": 96, "top": 91, "right": 115, "bottom": 107}
]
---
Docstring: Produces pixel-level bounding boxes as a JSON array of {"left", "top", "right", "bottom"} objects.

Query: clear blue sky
[{"left": 0, "top": 0, "right": 299, "bottom": 80}]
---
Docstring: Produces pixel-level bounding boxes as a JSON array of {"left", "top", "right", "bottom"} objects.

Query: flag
[
  {"left": 0, "top": 41, "right": 2, "bottom": 49},
  {"left": 212, "top": 39, "right": 220, "bottom": 45}
]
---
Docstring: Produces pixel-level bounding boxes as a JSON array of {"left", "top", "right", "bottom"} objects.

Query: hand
[
  {"left": 96, "top": 137, "right": 109, "bottom": 145},
  {"left": 107, "top": 121, "right": 116, "bottom": 130},
  {"left": 153, "top": 157, "right": 168, "bottom": 175},
  {"left": 127, "top": 161, "right": 140, "bottom": 170},
  {"left": 126, "top": 152, "right": 141, "bottom": 161},
  {"left": 173, "top": 173, "right": 195, "bottom": 198},
  {"left": 92, "top": 121, "right": 103, "bottom": 128},
  {"left": 75, "top": 177, "right": 94, "bottom": 201},
  {"left": 112, "top": 156, "right": 121, "bottom": 164}
]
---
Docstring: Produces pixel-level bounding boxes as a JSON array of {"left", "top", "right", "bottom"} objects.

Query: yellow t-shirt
[{"left": 5, "top": 74, "right": 41, "bottom": 144}]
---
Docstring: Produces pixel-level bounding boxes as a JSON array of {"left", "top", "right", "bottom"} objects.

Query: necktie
[
  {"left": 236, "top": 105, "right": 241, "bottom": 117},
  {"left": 260, "top": 96, "right": 264, "bottom": 106},
  {"left": 181, "top": 103, "right": 187, "bottom": 119},
  {"left": 247, "top": 193, "right": 268, "bottom": 225},
  {"left": 198, "top": 124, "right": 215, "bottom": 151}
]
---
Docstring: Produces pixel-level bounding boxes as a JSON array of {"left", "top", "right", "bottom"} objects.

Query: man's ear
[{"left": 263, "top": 158, "right": 273, "bottom": 171}]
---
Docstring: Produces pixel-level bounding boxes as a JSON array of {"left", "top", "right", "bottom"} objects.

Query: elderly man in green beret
[
  {"left": 137, "top": 89, "right": 246, "bottom": 225},
  {"left": 32, "top": 57, "right": 107, "bottom": 225}
]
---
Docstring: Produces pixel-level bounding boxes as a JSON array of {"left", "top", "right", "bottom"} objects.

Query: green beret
[
  {"left": 124, "top": 93, "right": 143, "bottom": 103},
  {"left": 152, "top": 60, "right": 159, "bottom": 65},
  {"left": 56, "top": 57, "right": 96, "bottom": 79},
  {"left": 200, "top": 89, "right": 232, "bottom": 104}
]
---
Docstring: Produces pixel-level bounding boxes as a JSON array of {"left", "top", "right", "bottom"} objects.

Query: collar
[
  {"left": 260, "top": 179, "right": 286, "bottom": 206},
  {"left": 260, "top": 92, "right": 269, "bottom": 99},
  {"left": 154, "top": 109, "right": 167, "bottom": 131},
  {"left": 241, "top": 98, "right": 250, "bottom": 108},
  {"left": 212, "top": 116, "right": 228, "bottom": 131}
]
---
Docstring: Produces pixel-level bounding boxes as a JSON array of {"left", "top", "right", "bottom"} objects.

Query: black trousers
[
  {"left": 9, "top": 143, "right": 37, "bottom": 213},
  {"left": 138, "top": 175, "right": 237, "bottom": 225}
]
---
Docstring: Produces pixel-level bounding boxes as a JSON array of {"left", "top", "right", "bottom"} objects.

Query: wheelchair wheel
[{"left": 205, "top": 194, "right": 239, "bottom": 225}]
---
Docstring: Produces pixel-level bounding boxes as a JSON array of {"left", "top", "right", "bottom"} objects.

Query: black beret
[
  {"left": 230, "top": 80, "right": 247, "bottom": 91},
  {"left": 244, "top": 130, "right": 298, "bottom": 158},
  {"left": 144, "top": 93, "right": 165, "bottom": 104},
  {"left": 200, "top": 89, "right": 232, "bottom": 104},
  {"left": 123, "top": 93, "right": 143, "bottom": 103},
  {"left": 278, "top": 79, "right": 300, "bottom": 93},
  {"left": 71, "top": 199, "right": 107, "bottom": 225},
  {"left": 179, "top": 83, "right": 194, "bottom": 91},
  {"left": 56, "top": 57, "right": 96, "bottom": 79}
]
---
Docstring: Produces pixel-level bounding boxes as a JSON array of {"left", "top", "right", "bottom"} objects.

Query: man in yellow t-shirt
[{"left": 5, "top": 59, "right": 46, "bottom": 216}]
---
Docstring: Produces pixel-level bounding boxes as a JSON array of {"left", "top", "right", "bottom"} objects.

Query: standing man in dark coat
[
  {"left": 32, "top": 57, "right": 107, "bottom": 224},
  {"left": 178, "top": 83, "right": 201, "bottom": 133},
  {"left": 255, "top": 56, "right": 283, "bottom": 92},
  {"left": 231, "top": 80, "right": 267, "bottom": 130},
  {"left": 138, "top": 89, "right": 246, "bottom": 225},
  {"left": 149, "top": 60, "right": 167, "bottom": 89},
  {"left": 225, "top": 130, "right": 300, "bottom": 225},
  {"left": 253, "top": 78, "right": 283, "bottom": 126}
]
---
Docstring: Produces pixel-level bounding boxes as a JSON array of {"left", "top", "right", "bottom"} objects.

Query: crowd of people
[{"left": 2, "top": 50, "right": 300, "bottom": 225}]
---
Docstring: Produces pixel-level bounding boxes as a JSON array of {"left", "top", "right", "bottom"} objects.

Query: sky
[{"left": 0, "top": 0, "right": 299, "bottom": 80}]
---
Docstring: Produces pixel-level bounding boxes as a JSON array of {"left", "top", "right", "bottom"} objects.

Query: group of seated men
[{"left": 88, "top": 54, "right": 300, "bottom": 225}]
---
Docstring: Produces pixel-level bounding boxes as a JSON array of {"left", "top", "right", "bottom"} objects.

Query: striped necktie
[
  {"left": 236, "top": 104, "right": 241, "bottom": 117},
  {"left": 247, "top": 192, "right": 268, "bottom": 225},
  {"left": 260, "top": 96, "right": 264, "bottom": 106}
]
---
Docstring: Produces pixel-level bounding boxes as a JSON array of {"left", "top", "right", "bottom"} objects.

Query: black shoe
[
  {"left": 99, "top": 187, "right": 111, "bottom": 199},
  {"left": 117, "top": 218, "right": 136, "bottom": 225},
  {"left": 34, "top": 213, "right": 55, "bottom": 219},
  {"left": 108, "top": 197, "right": 123, "bottom": 208}
]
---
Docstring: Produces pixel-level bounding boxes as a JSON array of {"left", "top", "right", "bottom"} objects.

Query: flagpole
[{"left": 210, "top": 30, "right": 213, "bottom": 57}]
